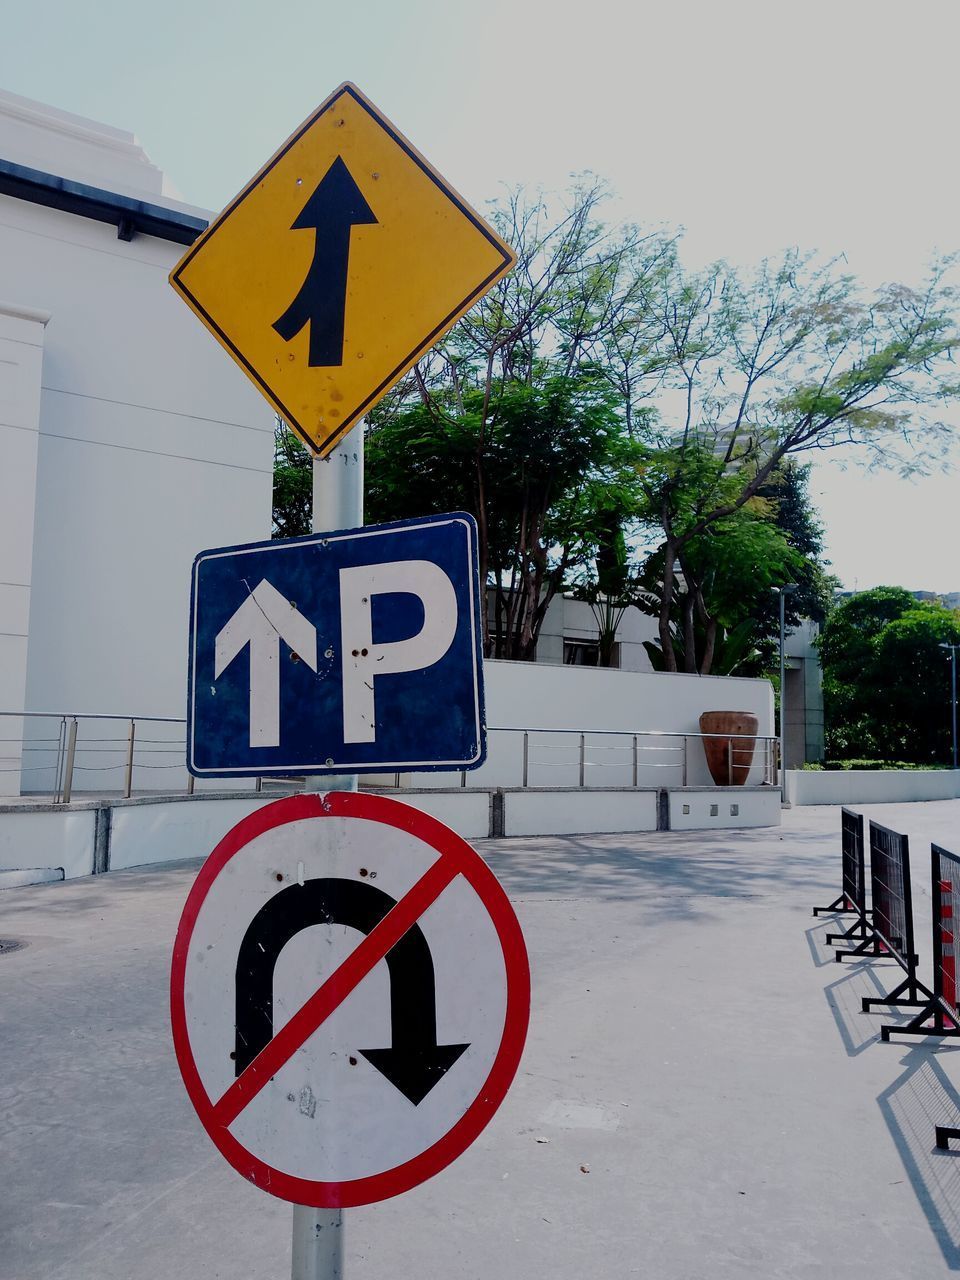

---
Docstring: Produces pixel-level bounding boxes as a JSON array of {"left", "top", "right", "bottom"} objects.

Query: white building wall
[
  {"left": 0, "top": 88, "right": 165, "bottom": 198},
  {"left": 0, "top": 302, "right": 48, "bottom": 793},
  {"left": 395, "top": 659, "right": 775, "bottom": 790},
  {"left": 0, "top": 92, "right": 276, "bottom": 794},
  {"left": 524, "top": 594, "right": 658, "bottom": 672}
]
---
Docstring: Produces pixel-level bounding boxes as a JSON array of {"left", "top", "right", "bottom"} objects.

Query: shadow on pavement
[
  {"left": 805, "top": 917, "right": 840, "bottom": 968},
  {"left": 807, "top": 902, "right": 960, "bottom": 1266},
  {"left": 821, "top": 958, "right": 903, "bottom": 1057},
  {"left": 878, "top": 1049, "right": 960, "bottom": 1269},
  {"left": 484, "top": 828, "right": 834, "bottom": 917}
]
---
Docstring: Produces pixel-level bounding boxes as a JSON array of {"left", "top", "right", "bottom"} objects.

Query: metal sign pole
[
  {"left": 290, "top": 421, "right": 364, "bottom": 1280},
  {"left": 292, "top": 1207, "right": 343, "bottom": 1280}
]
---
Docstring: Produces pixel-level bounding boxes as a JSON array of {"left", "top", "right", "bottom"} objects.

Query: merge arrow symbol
[
  {"left": 214, "top": 579, "right": 318, "bottom": 749},
  {"left": 273, "top": 155, "right": 379, "bottom": 367}
]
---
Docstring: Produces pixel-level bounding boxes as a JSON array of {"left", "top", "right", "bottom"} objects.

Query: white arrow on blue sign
[{"left": 188, "top": 513, "right": 486, "bottom": 778}]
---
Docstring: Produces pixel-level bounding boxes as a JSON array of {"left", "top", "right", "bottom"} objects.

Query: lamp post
[
  {"left": 778, "top": 583, "right": 799, "bottom": 784},
  {"left": 940, "top": 642, "right": 959, "bottom": 770}
]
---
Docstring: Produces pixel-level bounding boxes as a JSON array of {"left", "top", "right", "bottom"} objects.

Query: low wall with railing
[
  {"left": 380, "top": 659, "right": 777, "bottom": 791},
  {"left": 1, "top": 711, "right": 242, "bottom": 800},
  {"left": 1, "top": 661, "right": 777, "bottom": 801},
  {"left": 2, "top": 711, "right": 779, "bottom": 803}
]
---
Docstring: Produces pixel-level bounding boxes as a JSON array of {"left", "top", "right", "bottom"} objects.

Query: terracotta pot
[{"left": 699, "top": 711, "right": 759, "bottom": 786}]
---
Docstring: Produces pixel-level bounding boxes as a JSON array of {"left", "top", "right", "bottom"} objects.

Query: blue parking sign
[{"left": 188, "top": 513, "right": 485, "bottom": 777}]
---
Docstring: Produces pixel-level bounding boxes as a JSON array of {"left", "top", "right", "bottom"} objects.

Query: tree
[
  {"left": 573, "top": 511, "right": 632, "bottom": 668},
  {"left": 366, "top": 375, "right": 638, "bottom": 659},
  {"left": 272, "top": 419, "right": 311, "bottom": 538},
  {"left": 603, "top": 251, "right": 958, "bottom": 672},
  {"left": 817, "top": 585, "right": 917, "bottom": 754},
  {"left": 271, "top": 180, "right": 957, "bottom": 678},
  {"left": 733, "top": 461, "right": 839, "bottom": 676},
  {"left": 635, "top": 490, "right": 805, "bottom": 674},
  {"left": 755, "top": 462, "right": 836, "bottom": 622},
  {"left": 817, "top": 588, "right": 960, "bottom": 761},
  {"left": 362, "top": 179, "right": 669, "bottom": 658}
]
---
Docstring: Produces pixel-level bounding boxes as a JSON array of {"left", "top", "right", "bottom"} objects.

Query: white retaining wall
[
  {"left": 785, "top": 769, "right": 960, "bottom": 807},
  {"left": 0, "top": 779, "right": 781, "bottom": 883},
  {"left": 0, "top": 91, "right": 274, "bottom": 797},
  {"left": 503, "top": 789, "right": 659, "bottom": 838},
  {"left": 108, "top": 798, "right": 276, "bottom": 871},
  {"left": 669, "top": 787, "right": 782, "bottom": 830},
  {"left": 0, "top": 809, "right": 97, "bottom": 880},
  {"left": 390, "top": 660, "right": 776, "bottom": 791}
]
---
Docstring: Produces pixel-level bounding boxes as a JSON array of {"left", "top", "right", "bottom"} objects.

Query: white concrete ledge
[
  {"left": 785, "top": 769, "right": 960, "bottom": 807},
  {"left": 0, "top": 782, "right": 787, "bottom": 882},
  {"left": 503, "top": 789, "right": 659, "bottom": 837},
  {"left": 668, "top": 786, "right": 782, "bottom": 830},
  {"left": 0, "top": 809, "right": 96, "bottom": 879}
]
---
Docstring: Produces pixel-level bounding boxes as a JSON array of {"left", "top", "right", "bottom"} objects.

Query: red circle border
[{"left": 170, "top": 792, "right": 530, "bottom": 1207}]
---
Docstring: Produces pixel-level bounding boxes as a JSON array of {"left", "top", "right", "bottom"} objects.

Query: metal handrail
[
  {"left": 0, "top": 712, "right": 779, "bottom": 802},
  {"left": 0, "top": 710, "right": 186, "bottom": 723},
  {"left": 506, "top": 724, "right": 778, "bottom": 789},
  {"left": 0, "top": 710, "right": 191, "bottom": 804},
  {"left": 488, "top": 724, "right": 766, "bottom": 740}
]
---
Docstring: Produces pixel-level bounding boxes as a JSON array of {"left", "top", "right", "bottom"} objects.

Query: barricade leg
[
  {"left": 878, "top": 870, "right": 960, "bottom": 1043},
  {"left": 824, "top": 915, "right": 873, "bottom": 946},
  {"left": 862, "top": 973, "right": 930, "bottom": 1015},
  {"left": 813, "top": 894, "right": 856, "bottom": 918},
  {"left": 880, "top": 1002, "right": 960, "bottom": 1043},
  {"left": 835, "top": 932, "right": 888, "bottom": 963}
]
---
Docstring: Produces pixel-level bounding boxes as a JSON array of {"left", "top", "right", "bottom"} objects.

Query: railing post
[
  {"left": 123, "top": 719, "right": 136, "bottom": 798},
  {"left": 61, "top": 717, "right": 78, "bottom": 804},
  {"left": 54, "top": 715, "right": 68, "bottom": 802},
  {"left": 255, "top": 776, "right": 263, "bottom": 793},
  {"left": 632, "top": 734, "right": 638, "bottom": 787},
  {"left": 394, "top": 771, "right": 401, "bottom": 788},
  {"left": 579, "top": 733, "right": 586, "bottom": 788},
  {"left": 522, "top": 732, "right": 529, "bottom": 788},
  {"left": 726, "top": 739, "right": 733, "bottom": 786},
  {"left": 682, "top": 735, "right": 688, "bottom": 787},
  {"left": 187, "top": 773, "right": 196, "bottom": 795},
  {"left": 460, "top": 770, "right": 467, "bottom": 788}
]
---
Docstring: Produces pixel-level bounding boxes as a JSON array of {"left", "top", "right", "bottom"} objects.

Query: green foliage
[
  {"left": 366, "top": 375, "right": 639, "bottom": 660},
  {"left": 823, "top": 759, "right": 949, "bottom": 771},
  {"left": 601, "top": 247, "right": 958, "bottom": 673},
  {"left": 270, "top": 179, "right": 957, "bottom": 679},
  {"left": 272, "top": 421, "right": 311, "bottom": 538},
  {"left": 633, "top": 456, "right": 832, "bottom": 674},
  {"left": 817, "top": 588, "right": 960, "bottom": 762},
  {"left": 642, "top": 617, "right": 759, "bottom": 677},
  {"left": 801, "top": 760, "right": 949, "bottom": 771}
]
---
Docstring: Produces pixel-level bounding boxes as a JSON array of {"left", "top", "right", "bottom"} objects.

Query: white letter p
[{"left": 339, "top": 560, "right": 458, "bottom": 744}]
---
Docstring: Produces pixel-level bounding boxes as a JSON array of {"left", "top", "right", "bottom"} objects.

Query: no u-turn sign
[{"left": 170, "top": 793, "right": 529, "bottom": 1207}]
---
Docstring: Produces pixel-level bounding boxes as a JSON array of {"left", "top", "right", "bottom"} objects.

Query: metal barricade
[{"left": 814, "top": 809, "right": 873, "bottom": 950}]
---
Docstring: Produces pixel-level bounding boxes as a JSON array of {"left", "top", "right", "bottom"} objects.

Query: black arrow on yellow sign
[{"left": 272, "top": 156, "right": 378, "bottom": 367}]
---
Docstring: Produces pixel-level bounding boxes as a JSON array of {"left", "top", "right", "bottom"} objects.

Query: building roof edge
[{"left": 0, "top": 158, "right": 208, "bottom": 246}]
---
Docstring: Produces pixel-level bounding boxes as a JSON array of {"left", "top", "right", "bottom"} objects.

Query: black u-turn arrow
[{"left": 234, "top": 878, "right": 468, "bottom": 1105}]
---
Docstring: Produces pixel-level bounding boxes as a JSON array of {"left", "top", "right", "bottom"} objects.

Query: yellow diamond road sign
[{"left": 170, "top": 83, "right": 516, "bottom": 456}]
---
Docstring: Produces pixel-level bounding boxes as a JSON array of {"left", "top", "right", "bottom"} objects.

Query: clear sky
[{"left": 3, "top": 0, "right": 958, "bottom": 591}]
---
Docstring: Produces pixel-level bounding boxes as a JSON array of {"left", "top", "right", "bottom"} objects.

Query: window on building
[{"left": 564, "top": 640, "right": 600, "bottom": 666}]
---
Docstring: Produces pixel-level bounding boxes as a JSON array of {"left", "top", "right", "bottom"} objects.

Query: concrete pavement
[{"left": 3, "top": 800, "right": 960, "bottom": 1278}]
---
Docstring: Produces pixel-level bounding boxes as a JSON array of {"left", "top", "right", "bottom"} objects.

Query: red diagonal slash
[{"left": 208, "top": 853, "right": 459, "bottom": 1130}]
